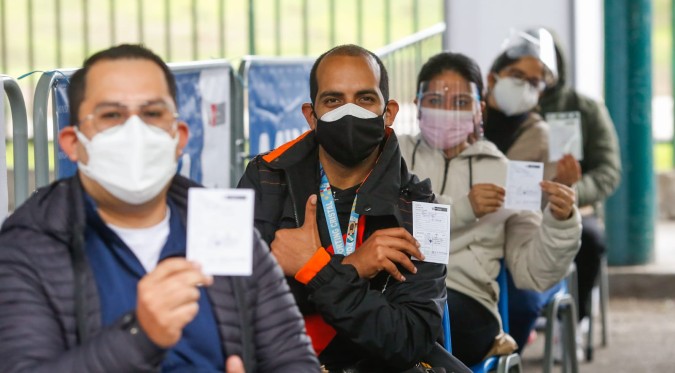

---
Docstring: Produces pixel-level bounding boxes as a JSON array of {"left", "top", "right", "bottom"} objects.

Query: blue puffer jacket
[{"left": 0, "top": 175, "right": 319, "bottom": 373}]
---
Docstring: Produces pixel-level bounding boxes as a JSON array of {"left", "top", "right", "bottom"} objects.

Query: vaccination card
[
  {"left": 504, "top": 161, "right": 544, "bottom": 212},
  {"left": 187, "top": 188, "right": 254, "bottom": 276},
  {"left": 546, "top": 111, "right": 583, "bottom": 162},
  {"left": 412, "top": 201, "right": 450, "bottom": 265}
]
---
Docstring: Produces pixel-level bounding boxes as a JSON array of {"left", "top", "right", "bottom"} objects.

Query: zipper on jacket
[
  {"left": 411, "top": 138, "right": 422, "bottom": 169},
  {"left": 285, "top": 173, "right": 301, "bottom": 227},
  {"left": 71, "top": 224, "right": 89, "bottom": 344},
  {"left": 440, "top": 158, "right": 451, "bottom": 195},
  {"left": 468, "top": 157, "right": 474, "bottom": 189}
]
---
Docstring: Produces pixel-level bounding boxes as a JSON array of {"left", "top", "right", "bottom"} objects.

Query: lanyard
[{"left": 318, "top": 164, "right": 359, "bottom": 256}]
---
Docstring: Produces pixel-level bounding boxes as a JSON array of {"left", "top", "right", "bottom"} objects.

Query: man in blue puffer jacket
[{"left": 0, "top": 44, "right": 319, "bottom": 373}]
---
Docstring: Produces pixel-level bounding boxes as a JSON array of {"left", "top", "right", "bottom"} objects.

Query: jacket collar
[
  {"left": 412, "top": 133, "right": 505, "bottom": 161},
  {"left": 262, "top": 128, "right": 406, "bottom": 226}
]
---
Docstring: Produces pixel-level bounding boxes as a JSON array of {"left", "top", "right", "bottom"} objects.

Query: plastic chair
[
  {"left": 542, "top": 265, "right": 580, "bottom": 373},
  {"left": 444, "top": 261, "right": 523, "bottom": 373},
  {"left": 585, "top": 253, "right": 609, "bottom": 361},
  {"left": 442, "top": 302, "right": 451, "bottom": 351}
]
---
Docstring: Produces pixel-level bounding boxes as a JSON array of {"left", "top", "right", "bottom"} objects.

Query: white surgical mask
[
  {"left": 75, "top": 115, "right": 179, "bottom": 205},
  {"left": 491, "top": 75, "right": 540, "bottom": 116},
  {"left": 418, "top": 108, "right": 474, "bottom": 150}
]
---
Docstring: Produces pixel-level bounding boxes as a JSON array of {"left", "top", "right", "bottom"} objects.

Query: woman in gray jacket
[{"left": 398, "top": 51, "right": 581, "bottom": 366}]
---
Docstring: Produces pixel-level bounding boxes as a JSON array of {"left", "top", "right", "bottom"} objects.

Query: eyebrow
[
  {"left": 94, "top": 99, "right": 167, "bottom": 109},
  {"left": 318, "top": 89, "right": 380, "bottom": 100},
  {"left": 422, "top": 92, "right": 473, "bottom": 98},
  {"left": 506, "top": 67, "right": 542, "bottom": 80},
  {"left": 318, "top": 91, "right": 344, "bottom": 100},
  {"left": 355, "top": 89, "right": 379, "bottom": 97}
]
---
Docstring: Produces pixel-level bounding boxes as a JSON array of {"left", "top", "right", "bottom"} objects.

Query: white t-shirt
[{"left": 107, "top": 207, "right": 171, "bottom": 273}]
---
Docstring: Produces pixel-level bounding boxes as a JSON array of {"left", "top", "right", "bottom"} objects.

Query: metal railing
[
  {"left": 377, "top": 22, "right": 446, "bottom": 135},
  {"left": 32, "top": 70, "right": 76, "bottom": 188},
  {"left": 1, "top": 76, "right": 29, "bottom": 206}
]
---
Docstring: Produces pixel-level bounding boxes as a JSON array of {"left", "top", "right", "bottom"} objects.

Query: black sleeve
[{"left": 307, "top": 256, "right": 447, "bottom": 369}]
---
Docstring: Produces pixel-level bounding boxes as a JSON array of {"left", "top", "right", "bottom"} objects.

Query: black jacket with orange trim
[{"left": 238, "top": 129, "right": 447, "bottom": 371}]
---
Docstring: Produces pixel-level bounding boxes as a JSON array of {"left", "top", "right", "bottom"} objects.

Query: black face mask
[{"left": 315, "top": 114, "right": 386, "bottom": 167}]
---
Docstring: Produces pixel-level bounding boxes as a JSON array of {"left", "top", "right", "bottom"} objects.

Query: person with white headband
[{"left": 398, "top": 51, "right": 582, "bottom": 367}]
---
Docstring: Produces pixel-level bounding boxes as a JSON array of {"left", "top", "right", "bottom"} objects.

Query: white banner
[{"left": 199, "top": 68, "right": 231, "bottom": 188}]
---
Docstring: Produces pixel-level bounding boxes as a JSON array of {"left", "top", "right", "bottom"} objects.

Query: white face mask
[
  {"left": 418, "top": 108, "right": 475, "bottom": 150},
  {"left": 319, "top": 103, "right": 378, "bottom": 122},
  {"left": 75, "top": 115, "right": 179, "bottom": 205},
  {"left": 491, "top": 75, "right": 540, "bottom": 116}
]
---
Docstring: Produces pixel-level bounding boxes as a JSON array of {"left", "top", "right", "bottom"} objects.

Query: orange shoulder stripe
[{"left": 262, "top": 130, "right": 313, "bottom": 163}]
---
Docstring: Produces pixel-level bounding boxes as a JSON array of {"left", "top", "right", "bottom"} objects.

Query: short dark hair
[
  {"left": 416, "top": 52, "right": 485, "bottom": 101},
  {"left": 68, "top": 44, "right": 176, "bottom": 125},
  {"left": 309, "top": 44, "right": 389, "bottom": 106}
]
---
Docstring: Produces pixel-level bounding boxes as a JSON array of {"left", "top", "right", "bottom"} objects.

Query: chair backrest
[
  {"left": 496, "top": 260, "right": 509, "bottom": 334},
  {"left": 442, "top": 301, "right": 451, "bottom": 351}
]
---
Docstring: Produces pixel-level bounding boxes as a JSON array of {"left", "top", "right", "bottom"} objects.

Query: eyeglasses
[
  {"left": 502, "top": 68, "right": 546, "bottom": 91},
  {"left": 83, "top": 100, "right": 178, "bottom": 132}
]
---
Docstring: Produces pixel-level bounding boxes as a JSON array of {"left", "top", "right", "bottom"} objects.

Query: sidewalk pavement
[
  {"left": 521, "top": 298, "right": 674, "bottom": 373},
  {"left": 520, "top": 219, "right": 675, "bottom": 372}
]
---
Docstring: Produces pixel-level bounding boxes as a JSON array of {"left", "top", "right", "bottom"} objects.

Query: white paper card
[
  {"left": 546, "top": 111, "right": 583, "bottom": 162},
  {"left": 412, "top": 201, "right": 451, "bottom": 265},
  {"left": 504, "top": 161, "right": 544, "bottom": 211},
  {"left": 187, "top": 188, "right": 254, "bottom": 276}
]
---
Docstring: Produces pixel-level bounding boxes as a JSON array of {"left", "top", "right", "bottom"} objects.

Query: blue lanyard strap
[{"left": 319, "top": 164, "right": 359, "bottom": 256}]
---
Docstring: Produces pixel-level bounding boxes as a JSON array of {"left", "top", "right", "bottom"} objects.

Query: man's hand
[
  {"left": 541, "top": 180, "right": 576, "bottom": 220},
  {"left": 554, "top": 154, "right": 582, "bottom": 187},
  {"left": 342, "top": 228, "right": 424, "bottom": 282},
  {"left": 270, "top": 195, "right": 322, "bottom": 276},
  {"left": 468, "top": 183, "right": 505, "bottom": 218},
  {"left": 136, "top": 258, "right": 213, "bottom": 348},
  {"left": 226, "top": 355, "right": 245, "bottom": 373}
]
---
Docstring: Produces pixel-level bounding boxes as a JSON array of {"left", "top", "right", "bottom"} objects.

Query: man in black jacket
[
  {"left": 238, "top": 44, "right": 448, "bottom": 372},
  {"left": 0, "top": 44, "right": 318, "bottom": 373}
]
